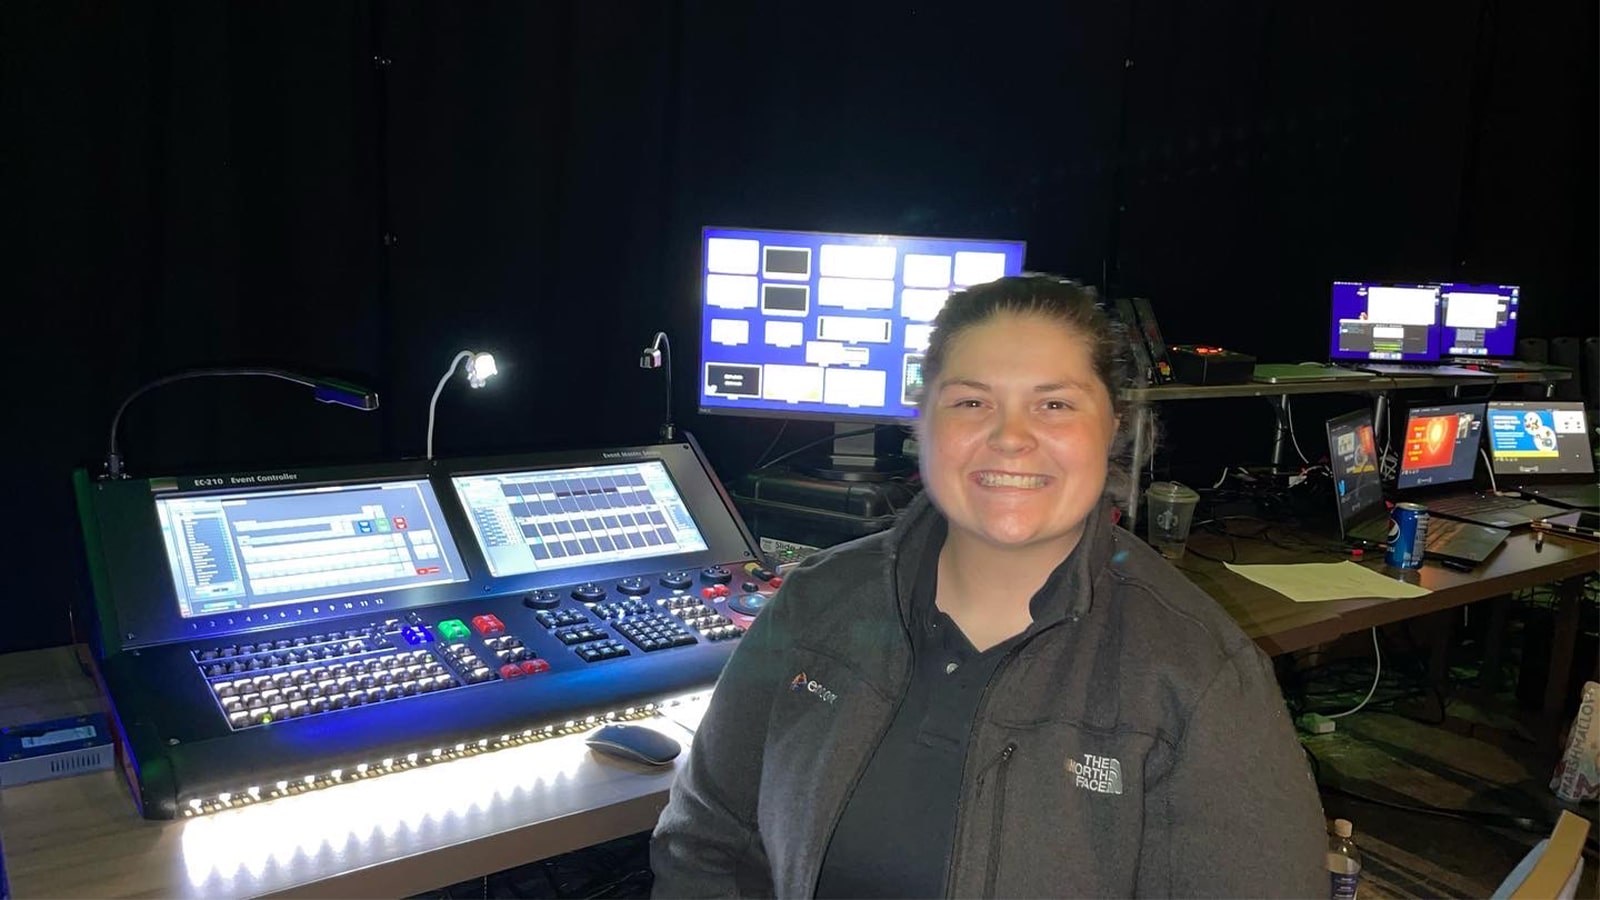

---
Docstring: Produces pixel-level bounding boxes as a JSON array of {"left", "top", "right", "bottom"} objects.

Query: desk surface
[
  {"left": 0, "top": 647, "right": 698, "bottom": 898},
  {"left": 2, "top": 528, "right": 1594, "bottom": 898},
  {"left": 1181, "top": 528, "right": 1599, "bottom": 655}
]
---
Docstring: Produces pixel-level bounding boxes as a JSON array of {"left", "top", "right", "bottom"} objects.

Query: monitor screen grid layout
[
  {"left": 452, "top": 461, "right": 709, "bottom": 578},
  {"left": 699, "top": 227, "right": 1026, "bottom": 420},
  {"left": 157, "top": 479, "right": 469, "bottom": 620}
]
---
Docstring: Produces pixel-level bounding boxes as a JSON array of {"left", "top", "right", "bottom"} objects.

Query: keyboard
[{"left": 1427, "top": 494, "right": 1533, "bottom": 516}]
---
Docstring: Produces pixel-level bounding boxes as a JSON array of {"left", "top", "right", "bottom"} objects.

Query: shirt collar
[{"left": 891, "top": 491, "right": 1115, "bottom": 629}]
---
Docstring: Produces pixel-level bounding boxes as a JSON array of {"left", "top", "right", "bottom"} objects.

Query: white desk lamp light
[{"left": 427, "top": 350, "right": 498, "bottom": 461}]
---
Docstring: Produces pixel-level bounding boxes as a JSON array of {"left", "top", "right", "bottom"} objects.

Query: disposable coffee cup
[{"left": 1146, "top": 481, "right": 1200, "bottom": 560}]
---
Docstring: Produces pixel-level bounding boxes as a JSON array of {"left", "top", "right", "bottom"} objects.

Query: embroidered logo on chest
[
  {"left": 789, "top": 671, "right": 838, "bottom": 704},
  {"left": 1066, "top": 753, "right": 1123, "bottom": 794}
]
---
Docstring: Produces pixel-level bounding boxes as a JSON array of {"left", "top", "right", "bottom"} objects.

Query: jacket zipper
[
  {"left": 807, "top": 555, "right": 916, "bottom": 898},
  {"left": 981, "top": 743, "right": 1017, "bottom": 897},
  {"left": 942, "top": 612, "right": 1081, "bottom": 896},
  {"left": 940, "top": 650, "right": 1019, "bottom": 896}
]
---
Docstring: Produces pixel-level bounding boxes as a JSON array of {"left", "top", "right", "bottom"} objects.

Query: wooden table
[
  {"left": 1, "top": 528, "right": 1593, "bottom": 898},
  {"left": 0, "top": 647, "right": 701, "bottom": 898},
  {"left": 1179, "top": 527, "right": 1598, "bottom": 724}
]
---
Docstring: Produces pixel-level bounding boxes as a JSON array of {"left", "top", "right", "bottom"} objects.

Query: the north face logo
[
  {"left": 789, "top": 671, "right": 838, "bottom": 704},
  {"left": 1066, "top": 753, "right": 1123, "bottom": 794}
]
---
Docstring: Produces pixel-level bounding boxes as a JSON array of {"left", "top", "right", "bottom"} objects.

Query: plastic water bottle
[{"left": 1327, "top": 818, "right": 1361, "bottom": 900}]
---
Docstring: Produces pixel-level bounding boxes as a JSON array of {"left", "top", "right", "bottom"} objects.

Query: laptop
[
  {"left": 1485, "top": 401, "right": 1600, "bottom": 510},
  {"left": 1434, "top": 282, "right": 1560, "bottom": 372},
  {"left": 1326, "top": 280, "right": 1498, "bottom": 377},
  {"left": 1390, "top": 401, "right": 1558, "bottom": 530},
  {"left": 1325, "top": 408, "right": 1390, "bottom": 544},
  {"left": 1438, "top": 282, "right": 1518, "bottom": 363},
  {"left": 1325, "top": 407, "right": 1511, "bottom": 564},
  {"left": 1254, "top": 363, "right": 1378, "bottom": 384}
]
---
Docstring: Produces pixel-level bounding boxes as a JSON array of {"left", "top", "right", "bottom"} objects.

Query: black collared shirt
[{"left": 814, "top": 529, "right": 1036, "bottom": 899}]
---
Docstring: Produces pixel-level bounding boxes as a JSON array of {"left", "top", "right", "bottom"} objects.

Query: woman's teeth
[{"left": 977, "top": 472, "right": 1047, "bottom": 488}]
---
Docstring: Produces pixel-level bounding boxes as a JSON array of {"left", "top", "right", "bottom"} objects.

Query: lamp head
[
  {"left": 639, "top": 331, "right": 668, "bottom": 369},
  {"left": 464, "top": 352, "right": 498, "bottom": 388},
  {"left": 313, "top": 378, "right": 381, "bottom": 410}
]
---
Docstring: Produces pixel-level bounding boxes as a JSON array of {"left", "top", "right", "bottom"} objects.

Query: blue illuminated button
[
  {"left": 727, "top": 593, "right": 769, "bottom": 618},
  {"left": 400, "top": 624, "right": 434, "bottom": 645}
]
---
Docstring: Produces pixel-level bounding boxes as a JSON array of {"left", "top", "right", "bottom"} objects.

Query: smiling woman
[{"left": 652, "top": 275, "right": 1328, "bottom": 899}]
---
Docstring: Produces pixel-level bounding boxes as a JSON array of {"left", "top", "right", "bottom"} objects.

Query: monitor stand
[{"left": 793, "top": 424, "right": 914, "bottom": 482}]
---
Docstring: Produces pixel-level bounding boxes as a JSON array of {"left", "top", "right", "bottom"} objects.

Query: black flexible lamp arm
[
  {"left": 639, "top": 332, "right": 674, "bottom": 442},
  {"left": 104, "top": 367, "right": 380, "bottom": 479}
]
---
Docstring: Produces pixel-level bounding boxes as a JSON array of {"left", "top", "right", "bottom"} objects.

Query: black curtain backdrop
[{"left": 4, "top": 0, "right": 1595, "bottom": 653}]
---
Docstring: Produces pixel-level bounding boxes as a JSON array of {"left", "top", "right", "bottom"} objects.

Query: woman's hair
[{"left": 918, "top": 273, "right": 1156, "bottom": 508}]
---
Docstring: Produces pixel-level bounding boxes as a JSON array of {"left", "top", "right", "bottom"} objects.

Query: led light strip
[{"left": 180, "top": 692, "right": 706, "bottom": 817}]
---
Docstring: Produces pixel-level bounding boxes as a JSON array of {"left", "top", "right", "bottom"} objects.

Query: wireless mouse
[{"left": 584, "top": 723, "right": 682, "bottom": 766}]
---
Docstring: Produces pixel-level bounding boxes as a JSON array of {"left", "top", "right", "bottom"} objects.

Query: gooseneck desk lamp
[
  {"left": 639, "top": 331, "right": 675, "bottom": 442},
  {"left": 103, "top": 368, "right": 380, "bottom": 480},
  {"left": 426, "top": 350, "right": 498, "bottom": 461}
]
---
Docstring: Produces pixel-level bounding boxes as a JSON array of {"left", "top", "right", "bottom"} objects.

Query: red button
[
  {"left": 519, "top": 659, "right": 550, "bottom": 675},
  {"left": 701, "top": 587, "right": 718, "bottom": 599},
  {"left": 499, "top": 663, "right": 522, "bottom": 679},
  {"left": 714, "top": 584, "right": 730, "bottom": 598},
  {"left": 768, "top": 576, "right": 783, "bottom": 588},
  {"left": 471, "top": 614, "right": 505, "bottom": 636}
]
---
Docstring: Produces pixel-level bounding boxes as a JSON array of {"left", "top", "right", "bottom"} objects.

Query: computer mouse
[{"left": 584, "top": 723, "right": 682, "bottom": 766}]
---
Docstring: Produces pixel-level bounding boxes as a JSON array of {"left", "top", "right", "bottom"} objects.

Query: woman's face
[{"left": 917, "top": 312, "right": 1118, "bottom": 556}]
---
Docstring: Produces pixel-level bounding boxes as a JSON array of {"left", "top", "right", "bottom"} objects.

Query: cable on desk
[{"left": 1480, "top": 447, "right": 1499, "bottom": 493}]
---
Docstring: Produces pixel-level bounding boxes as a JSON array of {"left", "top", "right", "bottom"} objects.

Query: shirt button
[{"left": 945, "top": 661, "right": 960, "bottom": 675}]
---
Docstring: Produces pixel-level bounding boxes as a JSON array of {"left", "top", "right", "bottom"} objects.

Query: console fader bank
[{"left": 74, "top": 439, "right": 779, "bottom": 819}]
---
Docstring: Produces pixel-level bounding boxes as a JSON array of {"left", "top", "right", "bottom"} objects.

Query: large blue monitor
[{"left": 698, "top": 227, "right": 1027, "bottom": 423}]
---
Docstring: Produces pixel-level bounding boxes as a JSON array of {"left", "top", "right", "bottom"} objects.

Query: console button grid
[
  {"left": 209, "top": 648, "right": 457, "bottom": 729},
  {"left": 612, "top": 611, "right": 698, "bottom": 652},
  {"left": 661, "top": 596, "right": 744, "bottom": 642}
]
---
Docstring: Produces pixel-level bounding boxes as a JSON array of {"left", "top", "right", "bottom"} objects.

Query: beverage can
[{"left": 1386, "top": 503, "right": 1428, "bottom": 569}]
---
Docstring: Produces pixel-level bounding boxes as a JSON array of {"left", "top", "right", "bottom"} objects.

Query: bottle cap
[{"left": 1333, "top": 818, "right": 1353, "bottom": 838}]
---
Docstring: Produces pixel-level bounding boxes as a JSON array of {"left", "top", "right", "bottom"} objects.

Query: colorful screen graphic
[
  {"left": 1396, "top": 403, "right": 1484, "bottom": 489},
  {"left": 1485, "top": 402, "right": 1594, "bottom": 475}
]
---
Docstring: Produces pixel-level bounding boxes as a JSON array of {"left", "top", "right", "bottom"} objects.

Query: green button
[{"left": 437, "top": 619, "right": 471, "bottom": 641}]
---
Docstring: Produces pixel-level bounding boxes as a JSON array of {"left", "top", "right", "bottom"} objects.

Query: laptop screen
[
  {"left": 1396, "top": 403, "right": 1486, "bottom": 489},
  {"left": 1328, "top": 281, "right": 1440, "bottom": 362},
  {"left": 1485, "top": 401, "right": 1596, "bottom": 476},
  {"left": 1325, "top": 409, "right": 1385, "bottom": 533},
  {"left": 1439, "top": 283, "right": 1518, "bottom": 358}
]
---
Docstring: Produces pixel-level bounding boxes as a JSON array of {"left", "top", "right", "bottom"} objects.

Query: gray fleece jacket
[{"left": 651, "top": 494, "right": 1327, "bottom": 898}]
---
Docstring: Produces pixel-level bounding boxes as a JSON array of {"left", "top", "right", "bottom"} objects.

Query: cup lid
[{"left": 1146, "top": 481, "right": 1199, "bottom": 502}]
